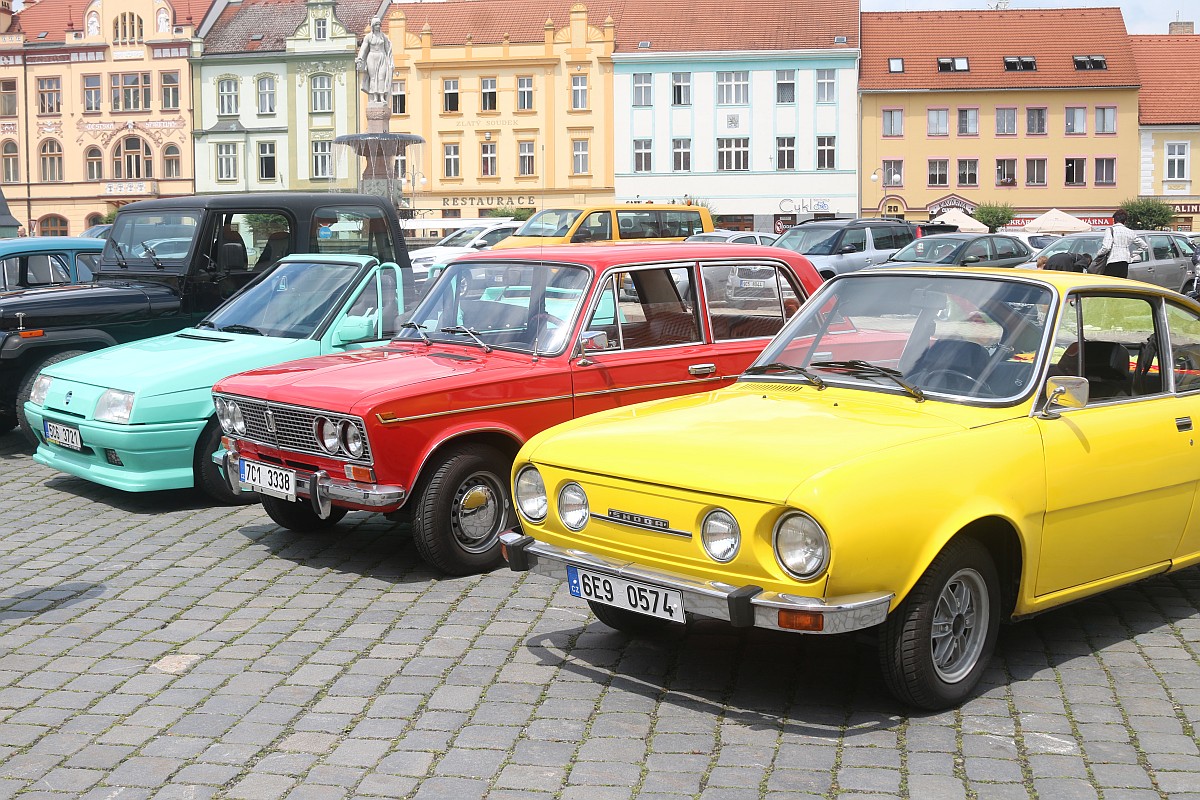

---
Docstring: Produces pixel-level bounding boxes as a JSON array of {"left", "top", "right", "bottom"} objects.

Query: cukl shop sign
[
  {"left": 778, "top": 198, "right": 832, "bottom": 214},
  {"left": 443, "top": 196, "right": 538, "bottom": 208}
]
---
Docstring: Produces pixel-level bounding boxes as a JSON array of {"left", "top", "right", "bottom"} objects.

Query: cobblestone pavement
[{"left": 1, "top": 430, "right": 1199, "bottom": 800}]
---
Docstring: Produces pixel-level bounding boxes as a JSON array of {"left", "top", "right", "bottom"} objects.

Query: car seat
[
  {"left": 908, "top": 339, "right": 990, "bottom": 392},
  {"left": 1080, "top": 341, "right": 1131, "bottom": 399},
  {"left": 255, "top": 232, "right": 290, "bottom": 270}
]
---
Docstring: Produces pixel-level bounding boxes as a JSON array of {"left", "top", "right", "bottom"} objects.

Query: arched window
[
  {"left": 113, "top": 13, "right": 144, "bottom": 44},
  {"left": 113, "top": 136, "right": 152, "bottom": 180},
  {"left": 85, "top": 146, "right": 103, "bottom": 181},
  {"left": 85, "top": 213, "right": 104, "bottom": 228},
  {"left": 163, "top": 144, "right": 181, "bottom": 178},
  {"left": 310, "top": 74, "right": 333, "bottom": 113},
  {"left": 1, "top": 140, "right": 17, "bottom": 183},
  {"left": 39, "top": 139, "right": 63, "bottom": 182},
  {"left": 39, "top": 215, "right": 69, "bottom": 236}
]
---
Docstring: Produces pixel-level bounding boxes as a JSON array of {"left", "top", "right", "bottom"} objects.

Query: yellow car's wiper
[
  {"left": 744, "top": 362, "right": 826, "bottom": 390},
  {"left": 810, "top": 360, "right": 925, "bottom": 402}
]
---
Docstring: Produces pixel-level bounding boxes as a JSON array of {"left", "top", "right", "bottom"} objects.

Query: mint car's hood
[
  {"left": 44, "top": 328, "right": 314, "bottom": 397},
  {"left": 526, "top": 385, "right": 973, "bottom": 503}
]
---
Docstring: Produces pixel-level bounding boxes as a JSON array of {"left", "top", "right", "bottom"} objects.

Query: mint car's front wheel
[
  {"left": 879, "top": 536, "right": 999, "bottom": 710},
  {"left": 195, "top": 419, "right": 258, "bottom": 505},
  {"left": 261, "top": 494, "right": 347, "bottom": 532},
  {"left": 411, "top": 443, "right": 511, "bottom": 575}
]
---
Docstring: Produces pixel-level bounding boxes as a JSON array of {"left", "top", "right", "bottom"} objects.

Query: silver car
[{"left": 1027, "top": 231, "right": 1195, "bottom": 291}]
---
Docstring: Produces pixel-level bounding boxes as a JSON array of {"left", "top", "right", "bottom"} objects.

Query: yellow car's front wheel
[{"left": 879, "top": 536, "right": 1000, "bottom": 710}]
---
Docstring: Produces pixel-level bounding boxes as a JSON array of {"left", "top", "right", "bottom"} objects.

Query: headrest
[{"left": 1083, "top": 341, "right": 1129, "bottom": 379}]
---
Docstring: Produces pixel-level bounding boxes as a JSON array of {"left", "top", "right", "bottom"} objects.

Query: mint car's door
[
  {"left": 325, "top": 263, "right": 407, "bottom": 351},
  {"left": 1035, "top": 293, "right": 1189, "bottom": 596},
  {"left": 571, "top": 265, "right": 721, "bottom": 415}
]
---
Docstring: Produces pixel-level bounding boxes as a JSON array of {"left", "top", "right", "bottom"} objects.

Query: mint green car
[{"left": 24, "top": 254, "right": 410, "bottom": 503}]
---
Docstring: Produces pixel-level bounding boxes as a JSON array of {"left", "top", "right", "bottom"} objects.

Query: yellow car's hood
[{"left": 530, "top": 383, "right": 995, "bottom": 503}]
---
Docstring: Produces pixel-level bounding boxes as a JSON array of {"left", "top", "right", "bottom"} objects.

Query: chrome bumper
[
  {"left": 216, "top": 446, "right": 405, "bottom": 515},
  {"left": 500, "top": 532, "right": 893, "bottom": 635}
]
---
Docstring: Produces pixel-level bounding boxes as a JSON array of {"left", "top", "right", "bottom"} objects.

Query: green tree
[
  {"left": 486, "top": 205, "right": 534, "bottom": 221},
  {"left": 1120, "top": 198, "right": 1175, "bottom": 230},
  {"left": 100, "top": 209, "right": 118, "bottom": 224},
  {"left": 972, "top": 203, "right": 1015, "bottom": 233}
]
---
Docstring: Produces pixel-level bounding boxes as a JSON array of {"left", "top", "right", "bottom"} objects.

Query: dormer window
[
  {"left": 937, "top": 57, "right": 969, "bottom": 72},
  {"left": 1074, "top": 55, "right": 1107, "bottom": 70},
  {"left": 314, "top": 18, "right": 328, "bottom": 41},
  {"left": 1004, "top": 56, "right": 1037, "bottom": 71},
  {"left": 888, "top": 58, "right": 904, "bottom": 73}
]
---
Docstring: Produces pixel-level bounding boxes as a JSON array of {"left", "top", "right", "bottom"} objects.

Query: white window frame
[
  {"left": 671, "top": 73, "right": 691, "bottom": 106},
  {"left": 517, "top": 76, "right": 533, "bottom": 110},
  {"left": 883, "top": 109, "right": 903, "bottom": 137},
  {"left": 632, "top": 73, "right": 652, "bottom": 106},
  {"left": 571, "top": 75, "right": 588, "bottom": 110},
  {"left": 776, "top": 70, "right": 795, "bottom": 104},
  {"left": 258, "top": 141, "right": 276, "bottom": 181},
  {"left": 1095, "top": 106, "right": 1116, "bottom": 134},
  {"left": 217, "top": 78, "right": 238, "bottom": 116},
  {"left": 815, "top": 69, "right": 835, "bottom": 103},
  {"left": 1095, "top": 157, "right": 1116, "bottom": 186},
  {"left": 310, "top": 74, "right": 332, "bottom": 113},
  {"left": 443, "top": 78, "right": 459, "bottom": 113},
  {"left": 716, "top": 137, "right": 749, "bottom": 171},
  {"left": 480, "top": 77, "right": 497, "bottom": 112},
  {"left": 216, "top": 142, "right": 238, "bottom": 182},
  {"left": 1065, "top": 106, "right": 1086, "bottom": 134},
  {"left": 776, "top": 137, "right": 795, "bottom": 171},
  {"left": 1167, "top": 142, "right": 1189, "bottom": 180},
  {"left": 313, "top": 17, "right": 327, "bottom": 41},
  {"left": 927, "top": 108, "right": 948, "bottom": 136},
  {"left": 816, "top": 136, "right": 835, "bottom": 170},
  {"left": 312, "top": 140, "right": 333, "bottom": 180},
  {"left": 672, "top": 138, "right": 691, "bottom": 172},
  {"left": 481, "top": 142, "right": 497, "bottom": 177},
  {"left": 444, "top": 143, "right": 460, "bottom": 178},
  {"left": 572, "top": 139, "right": 589, "bottom": 174},
  {"left": 882, "top": 159, "right": 903, "bottom": 187},
  {"left": 717, "top": 71, "right": 748, "bottom": 105},
  {"left": 633, "top": 139, "right": 651, "bottom": 172},
  {"left": 518, "top": 141, "right": 535, "bottom": 176},
  {"left": 257, "top": 76, "right": 276, "bottom": 115}
]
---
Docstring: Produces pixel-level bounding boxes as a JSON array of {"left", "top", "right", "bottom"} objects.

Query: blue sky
[{"left": 861, "top": 1, "right": 1191, "bottom": 35}]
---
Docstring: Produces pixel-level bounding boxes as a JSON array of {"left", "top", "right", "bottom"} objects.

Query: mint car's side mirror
[{"left": 334, "top": 315, "right": 377, "bottom": 345}]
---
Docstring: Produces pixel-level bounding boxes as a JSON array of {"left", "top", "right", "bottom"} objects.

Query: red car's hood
[{"left": 215, "top": 343, "right": 538, "bottom": 413}]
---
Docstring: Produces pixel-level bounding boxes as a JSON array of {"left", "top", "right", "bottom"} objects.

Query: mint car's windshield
[
  {"left": 105, "top": 211, "right": 200, "bottom": 270},
  {"left": 889, "top": 237, "right": 967, "bottom": 264},
  {"left": 773, "top": 226, "right": 842, "bottom": 256},
  {"left": 435, "top": 227, "right": 486, "bottom": 247},
  {"left": 202, "top": 260, "right": 362, "bottom": 339},
  {"left": 400, "top": 261, "right": 591, "bottom": 354},
  {"left": 751, "top": 274, "right": 1054, "bottom": 402},
  {"left": 515, "top": 209, "right": 583, "bottom": 237}
]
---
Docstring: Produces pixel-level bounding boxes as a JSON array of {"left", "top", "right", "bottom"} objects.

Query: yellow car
[{"left": 501, "top": 268, "right": 1200, "bottom": 709}]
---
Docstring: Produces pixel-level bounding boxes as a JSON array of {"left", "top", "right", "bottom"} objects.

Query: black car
[{"left": 878, "top": 233, "right": 1034, "bottom": 269}]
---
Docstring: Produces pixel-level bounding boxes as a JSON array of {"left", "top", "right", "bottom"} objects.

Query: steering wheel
[{"left": 913, "top": 368, "right": 981, "bottom": 394}]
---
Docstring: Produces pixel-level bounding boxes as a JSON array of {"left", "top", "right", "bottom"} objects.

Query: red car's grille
[{"left": 218, "top": 395, "right": 373, "bottom": 465}]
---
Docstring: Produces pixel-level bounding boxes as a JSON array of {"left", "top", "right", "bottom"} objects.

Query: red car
[{"left": 212, "top": 243, "right": 821, "bottom": 574}]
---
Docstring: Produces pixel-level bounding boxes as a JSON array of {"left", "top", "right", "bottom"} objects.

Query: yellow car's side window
[
  {"left": 1051, "top": 294, "right": 1162, "bottom": 400},
  {"left": 1166, "top": 302, "right": 1200, "bottom": 393}
]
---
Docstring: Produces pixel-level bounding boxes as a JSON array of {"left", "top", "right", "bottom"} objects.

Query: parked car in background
[
  {"left": 491, "top": 205, "right": 713, "bottom": 248},
  {"left": 407, "top": 220, "right": 522, "bottom": 288},
  {"left": 79, "top": 224, "right": 112, "bottom": 240},
  {"left": 0, "top": 192, "right": 414, "bottom": 440},
  {"left": 685, "top": 230, "right": 778, "bottom": 246},
  {"left": 1006, "top": 231, "right": 1061, "bottom": 255},
  {"left": 212, "top": 243, "right": 822, "bottom": 575},
  {"left": 772, "top": 218, "right": 919, "bottom": 279},
  {"left": 502, "top": 267, "right": 1200, "bottom": 709},
  {"left": 1024, "top": 231, "right": 1195, "bottom": 291},
  {"left": 878, "top": 233, "right": 1034, "bottom": 269},
  {"left": 24, "top": 254, "right": 408, "bottom": 503},
  {"left": 0, "top": 237, "right": 103, "bottom": 293}
]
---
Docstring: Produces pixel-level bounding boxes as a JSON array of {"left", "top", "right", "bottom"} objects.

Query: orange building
[
  {"left": 0, "top": 0, "right": 208, "bottom": 235},
  {"left": 859, "top": 8, "right": 1140, "bottom": 226}
]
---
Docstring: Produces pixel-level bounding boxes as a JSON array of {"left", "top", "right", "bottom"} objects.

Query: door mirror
[
  {"left": 580, "top": 330, "right": 609, "bottom": 351},
  {"left": 333, "top": 314, "right": 377, "bottom": 345},
  {"left": 838, "top": 244, "right": 859, "bottom": 254},
  {"left": 961, "top": 255, "right": 981, "bottom": 264},
  {"left": 1041, "top": 375, "right": 1089, "bottom": 418}
]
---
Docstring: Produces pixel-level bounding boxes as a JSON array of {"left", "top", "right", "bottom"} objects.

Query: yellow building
[
  {"left": 860, "top": 8, "right": 1140, "bottom": 226},
  {"left": 381, "top": 1, "right": 616, "bottom": 222},
  {"left": 0, "top": 0, "right": 203, "bottom": 235},
  {"left": 1131, "top": 28, "right": 1200, "bottom": 231}
]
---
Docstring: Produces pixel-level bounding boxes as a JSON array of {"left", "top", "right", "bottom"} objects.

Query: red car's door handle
[{"left": 688, "top": 363, "right": 716, "bottom": 376}]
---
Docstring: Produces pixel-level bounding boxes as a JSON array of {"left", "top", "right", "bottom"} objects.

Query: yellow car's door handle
[
  {"left": 688, "top": 363, "right": 716, "bottom": 376},
  {"left": 1177, "top": 417, "right": 1192, "bottom": 432}
]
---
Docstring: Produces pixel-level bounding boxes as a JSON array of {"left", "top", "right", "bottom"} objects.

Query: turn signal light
[
  {"left": 344, "top": 464, "right": 375, "bottom": 483},
  {"left": 221, "top": 436, "right": 236, "bottom": 451},
  {"left": 778, "top": 609, "right": 824, "bottom": 632},
  {"left": 18, "top": 329, "right": 44, "bottom": 338}
]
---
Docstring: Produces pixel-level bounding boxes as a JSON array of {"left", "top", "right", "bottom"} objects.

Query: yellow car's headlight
[
  {"left": 94, "top": 389, "right": 135, "bottom": 424},
  {"left": 701, "top": 509, "right": 740, "bottom": 562},
  {"left": 774, "top": 512, "right": 829, "bottom": 579},
  {"left": 514, "top": 465, "right": 547, "bottom": 522},
  {"left": 557, "top": 482, "right": 589, "bottom": 531}
]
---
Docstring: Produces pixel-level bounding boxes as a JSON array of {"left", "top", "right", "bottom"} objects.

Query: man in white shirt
[{"left": 1095, "top": 210, "right": 1149, "bottom": 279}]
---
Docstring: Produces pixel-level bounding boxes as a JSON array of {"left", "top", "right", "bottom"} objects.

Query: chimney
[
  {"left": 1169, "top": 20, "right": 1194, "bottom": 35},
  {"left": 0, "top": 0, "right": 12, "bottom": 35}
]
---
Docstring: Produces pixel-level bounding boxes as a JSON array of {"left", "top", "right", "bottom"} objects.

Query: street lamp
[{"left": 869, "top": 167, "right": 900, "bottom": 186}]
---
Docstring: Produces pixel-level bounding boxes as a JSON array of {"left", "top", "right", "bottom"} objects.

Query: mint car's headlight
[
  {"left": 514, "top": 466, "right": 547, "bottom": 522},
  {"left": 340, "top": 419, "right": 364, "bottom": 459},
  {"left": 29, "top": 375, "right": 52, "bottom": 406},
  {"left": 94, "top": 389, "right": 135, "bottom": 424},
  {"left": 774, "top": 512, "right": 830, "bottom": 579},
  {"left": 557, "top": 482, "right": 589, "bottom": 531},
  {"left": 315, "top": 416, "right": 340, "bottom": 454},
  {"left": 701, "top": 509, "right": 740, "bottom": 563}
]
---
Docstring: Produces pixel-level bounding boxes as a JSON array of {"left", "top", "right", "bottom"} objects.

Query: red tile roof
[
  {"left": 390, "top": 0, "right": 857, "bottom": 51},
  {"left": 1131, "top": 34, "right": 1200, "bottom": 125},
  {"left": 203, "top": 0, "right": 383, "bottom": 55},
  {"left": 861, "top": 8, "right": 1138, "bottom": 91},
  {"left": 14, "top": 0, "right": 215, "bottom": 42}
]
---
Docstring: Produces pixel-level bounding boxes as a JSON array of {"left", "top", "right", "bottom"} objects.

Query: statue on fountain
[{"left": 356, "top": 18, "right": 393, "bottom": 106}]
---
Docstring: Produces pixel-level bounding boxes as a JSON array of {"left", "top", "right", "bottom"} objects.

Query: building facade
[
  {"left": 194, "top": 0, "right": 384, "bottom": 196},
  {"left": 859, "top": 8, "right": 1140, "bottom": 226},
  {"left": 0, "top": 0, "right": 206, "bottom": 235},
  {"left": 1131, "top": 27, "right": 1200, "bottom": 231},
  {"left": 612, "top": 1, "right": 859, "bottom": 232},
  {"left": 382, "top": 1, "right": 619, "bottom": 224}
]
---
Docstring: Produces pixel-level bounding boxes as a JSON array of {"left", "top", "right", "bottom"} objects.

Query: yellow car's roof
[{"left": 852, "top": 265, "right": 1188, "bottom": 296}]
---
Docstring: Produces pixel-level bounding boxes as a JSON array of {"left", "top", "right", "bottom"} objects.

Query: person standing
[{"left": 1094, "top": 210, "right": 1149, "bottom": 279}]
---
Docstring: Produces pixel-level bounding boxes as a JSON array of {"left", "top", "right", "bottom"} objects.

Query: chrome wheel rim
[
  {"left": 930, "top": 567, "right": 989, "bottom": 684},
  {"left": 450, "top": 471, "right": 506, "bottom": 553}
]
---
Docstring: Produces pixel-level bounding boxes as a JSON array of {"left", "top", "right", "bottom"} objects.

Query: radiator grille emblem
[{"left": 264, "top": 408, "right": 276, "bottom": 434}]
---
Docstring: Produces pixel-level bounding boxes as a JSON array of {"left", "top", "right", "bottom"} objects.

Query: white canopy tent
[
  {"left": 1022, "top": 208, "right": 1092, "bottom": 234},
  {"left": 929, "top": 208, "right": 987, "bottom": 233}
]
